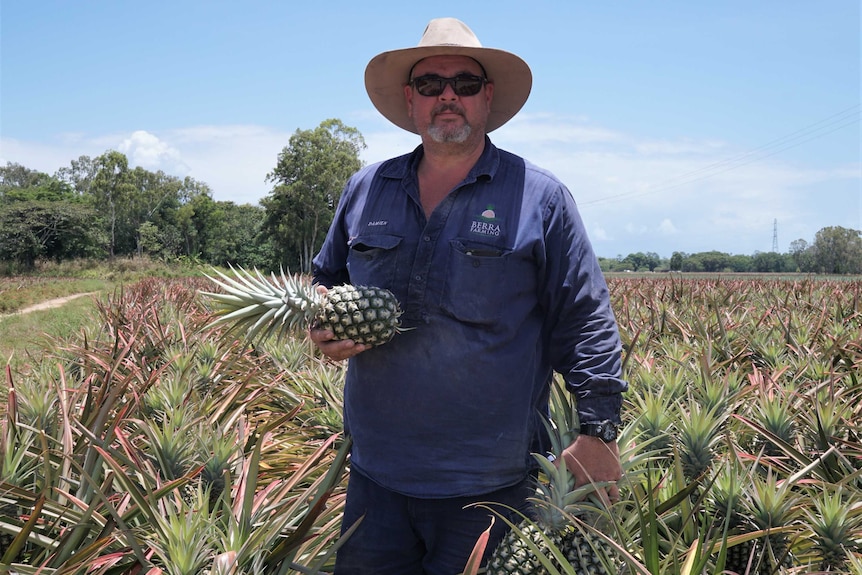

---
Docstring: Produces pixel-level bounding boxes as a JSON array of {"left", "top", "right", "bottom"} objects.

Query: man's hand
[
  {"left": 307, "top": 285, "right": 369, "bottom": 361},
  {"left": 309, "top": 327, "right": 369, "bottom": 361},
  {"left": 561, "top": 435, "right": 621, "bottom": 505}
]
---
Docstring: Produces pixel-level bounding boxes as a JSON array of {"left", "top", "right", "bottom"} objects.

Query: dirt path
[{"left": 2, "top": 292, "right": 99, "bottom": 318}]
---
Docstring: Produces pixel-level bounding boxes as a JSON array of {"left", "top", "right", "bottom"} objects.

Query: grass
[
  {"left": 0, "top": 277, "right": 108, "bottom": 313},
  {"left": 0, "top": 293, "right": 101, "bottom": 374},
  {"left": 0, "top": 256, "right": 204, "bottom": 373}
]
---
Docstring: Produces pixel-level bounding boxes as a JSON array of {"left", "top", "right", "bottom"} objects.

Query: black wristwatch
[{"left": 579, "top": 420, "right": 619, "bottom": 442}]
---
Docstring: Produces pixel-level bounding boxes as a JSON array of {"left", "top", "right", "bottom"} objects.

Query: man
[{"left": 311, "top": 17, "right": 627, "bottom": 575}]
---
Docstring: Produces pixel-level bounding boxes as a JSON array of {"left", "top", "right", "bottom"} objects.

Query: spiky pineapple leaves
[
  {"left": 200, "top": 265, "right": 314, "bottom": 345},
  {"left": 200, "top": 265, "right": 407, "bottom": 347}
]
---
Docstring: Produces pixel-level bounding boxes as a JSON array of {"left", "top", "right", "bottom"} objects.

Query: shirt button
[
  {"left": 415, "top": 275, "right": 422, "bottom": 281},
  {"left": 424, "top": 235, "right": 431, "bottom": 242},
  {"left": 472, "top": 260, "right": 481, "bottom": 268}
]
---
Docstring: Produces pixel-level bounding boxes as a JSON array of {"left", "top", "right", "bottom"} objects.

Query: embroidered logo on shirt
[
  {"left": 470, "top": 205, "right": 501, "bottom": 237},
  {"left": 367, "top": 220, "right": 388, "bottom": 227}
]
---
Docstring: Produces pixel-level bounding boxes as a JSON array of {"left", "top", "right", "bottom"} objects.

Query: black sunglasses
[{"left": 410, "top": 74, "right": 487, "bottom": 97}]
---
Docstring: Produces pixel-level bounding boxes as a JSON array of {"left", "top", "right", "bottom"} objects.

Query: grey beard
[{"left": 427, "top": 123, "right": 472, "bottom": 144}]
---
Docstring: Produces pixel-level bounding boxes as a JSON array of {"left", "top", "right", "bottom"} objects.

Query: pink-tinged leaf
[{"left": 462, "top": 517, "right": 494, "bottom": 575}]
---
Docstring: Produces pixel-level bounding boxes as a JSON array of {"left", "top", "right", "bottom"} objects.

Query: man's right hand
[
  {"left": 308, "top": 284, "right": 369, "bottom": 361},
  {"left": 309, "top": 327, "right": 369, "bottom": 361}
]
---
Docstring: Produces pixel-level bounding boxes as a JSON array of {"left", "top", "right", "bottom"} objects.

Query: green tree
[
  {"left": 1, "top": 163, "right": 75, "bottom": 203},
  {"left": 811, "top": 226, "right": 862, "bottom": 274},
  {"left": 686, "top": 251, "right": 731, "bottom": 272},
  {"left": 56, "top": 155, "right": 98, "bottom": 199},
  {"left": 0, "top": 201, "right": 105, "bottom": 267},
  {"left": 751, "top": 251, "right": 790, "bottom": 273},
  {"left": 175, "top": 178, "right": 217, "bottom": 259},
  {"left": 0, "top": 162, "right": 46, "bottom": 193},
  {"left": 622, "top": 251, "right": 662, "bottom": 271},
  {"left": 789, "top": 238, "right": 814, "bottom": 272},
  {"left": 669, "top": 252, "right": 685, "bottom": 271},
  {"left": 205, "top": 201, "right": 273, "bottom": 268},
  {"left": 261, "top": 119, "right": 365, "bottom": 273},
  {"left": 89, "top": 151, "right": 136, "bottom": 257},
  {"left": 727, "top": 254, "right": 753, "bottom": 272},
  {"left": 129, "top": 168, "right": 176, "bottom": 252}
]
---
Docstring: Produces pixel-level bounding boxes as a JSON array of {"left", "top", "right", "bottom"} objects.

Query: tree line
[
  {"left": 0, "top": 119, "right": 363, "bottom": 274},
  {"left": 2, "top": 117, "right": 860, "bottom": 275},
  {"left": 598, "top": 225, "right": 862, "bottom": 275}
]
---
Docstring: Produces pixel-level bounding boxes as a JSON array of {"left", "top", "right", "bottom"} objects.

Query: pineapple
[
  {"left": 486, "top": 378, "right": 617, "bottom": 574},
  {"left": 189, "top": 433, "right": 236, "bottom": 510},
  {"left": 485, "top": 457, "right": 616, "bottom": 575},
  {"left": 740, "top": 471, "right": 797, "bottom": 574},
  {"left": 711, "top": 462, "right": 751, "bottom": 574},
  {"left": 201, "top": 265, "right": 404, "bottom": 346},
  {"left": 0, "top": 497, "right": 18, "bottom": 557},
  {"left": 631, "top": 386, "right": 674, "bottom": 455}
]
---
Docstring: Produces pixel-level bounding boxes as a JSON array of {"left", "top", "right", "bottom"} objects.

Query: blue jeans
[{"left": 333, "top": 468, "right": 535, "bottom": 575}]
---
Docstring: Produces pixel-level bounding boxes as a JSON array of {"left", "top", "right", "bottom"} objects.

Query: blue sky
[{"left": 2, "top": 1, "right": 859, "bottom": 259}]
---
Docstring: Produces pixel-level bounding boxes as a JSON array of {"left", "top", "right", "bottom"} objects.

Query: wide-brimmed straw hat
[{"left": 364, "top": 17, "right": 532, "bottom": 134}]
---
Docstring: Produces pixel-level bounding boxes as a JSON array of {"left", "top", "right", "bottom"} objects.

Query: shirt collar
[{"left": 378, "top": 136, "right": 500, "bottom": 183}]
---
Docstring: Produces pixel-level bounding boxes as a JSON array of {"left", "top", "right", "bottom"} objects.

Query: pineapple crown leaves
[
  {"left": 547, "top": 376, "right": 578, "bottom": 453},
  {"left": 200, "top": 265, "right": 320, "bottom": 344},
  {"left": 531, "top": 453, "right": 620, "bottom": 522},
  {"left": 709, "top": 460, "right": 749, "bottom": 524},
  {"left": 803, "top": 488, "right": 862, "bottom": 550},
  {"left": 742, "top": 470, "right": 801, "bottom": 531}
]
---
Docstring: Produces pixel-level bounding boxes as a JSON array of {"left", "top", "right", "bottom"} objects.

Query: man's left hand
[{"left": 561, "top": 435, "right": 621, "bottom": 505}]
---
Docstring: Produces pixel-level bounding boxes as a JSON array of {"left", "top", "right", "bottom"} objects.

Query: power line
[{"left": 578, "top": 104, "right": 860, "bottom": 208}]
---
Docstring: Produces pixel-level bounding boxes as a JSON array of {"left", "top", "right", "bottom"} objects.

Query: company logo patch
[{"left": 469, "top": 204, "right": 501, "bottom": 237}]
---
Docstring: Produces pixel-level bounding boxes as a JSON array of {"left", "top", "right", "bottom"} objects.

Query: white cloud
[
  {"left": 591, "top": 224, "right": 609, "bottom": 241},
  {"left": 1, "top": 126, "right": 294, "bottom": 206},
  {"left": 163, "top": 125, "right": 292, "bottom": 205},
  {"left": 658, "top": 219, "right": 677, "bottom": 235},
  {"left": 118, "top": 130, "right": 189, "bottom": 176}
]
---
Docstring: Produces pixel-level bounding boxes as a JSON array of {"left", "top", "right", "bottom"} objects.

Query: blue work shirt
[{"left": 312, "top": 137, "right": 627, "bottom": 498}]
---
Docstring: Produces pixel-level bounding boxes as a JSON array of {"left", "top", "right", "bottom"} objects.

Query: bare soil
[{"left": 5, "top": 293, "right": 98, "bottom": 316}]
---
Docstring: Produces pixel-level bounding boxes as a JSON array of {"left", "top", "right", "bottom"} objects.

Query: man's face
[{"left": 405, "top": 55, "right": 494, "bottom": 145}]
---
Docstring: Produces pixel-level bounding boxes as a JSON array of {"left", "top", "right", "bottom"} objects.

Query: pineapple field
[{"left": 1, "top": 273, "right": 860, "bottom": 574}]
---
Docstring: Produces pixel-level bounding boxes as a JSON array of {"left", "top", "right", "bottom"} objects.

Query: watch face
[
  {"left": 582, "top": 421, "right": 618, "bottom": 442},
  {"left": 599, "top": 422, "right": 618, "bottom": 442}
]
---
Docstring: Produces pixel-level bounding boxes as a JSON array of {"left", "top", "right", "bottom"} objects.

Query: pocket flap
[{"left": 350, "top": 234, "right": 402, "bottom": 252}]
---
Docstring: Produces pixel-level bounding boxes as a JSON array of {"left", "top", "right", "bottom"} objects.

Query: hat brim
[{"left": 365, "top": 45, "right": 532, "bottom": 134}]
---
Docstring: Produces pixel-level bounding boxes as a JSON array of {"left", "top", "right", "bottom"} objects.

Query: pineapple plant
[
  {"left": 486, "top": 378, "right": 618, "bottom": 574},
  {"left": 748, "top": 393, "right": 798, "bottom": 458},
  {"left": 740, "top": 471, "right": 797, "bottom": 574},
  {"left": 675, "top": 399, "right": 726, "bottom": 482},
  {"left": 630, "top": 385, "right": 674, "bottom": 455},
  {"left": 485, "top": 453, "right": 617, "bottom": 575},
  {"left": 711, "top": 461, "right": 753, "bottom": 574},
  {"left": 715, "top": 468, "right": 798, "bottom": 575},
  {"left": 201, "top": 265, "right": 404, "bottom": 346},
  {"left": 803, "top": 488, "right": 862, "bottom": 572}
]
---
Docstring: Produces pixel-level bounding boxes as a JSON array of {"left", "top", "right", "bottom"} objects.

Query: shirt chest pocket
[
  {"left": 346, "top": 234, "right": 402, "bottom": 289},
  {"left": 441, "top": 240, "right": 510, "bottom": 326}
]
